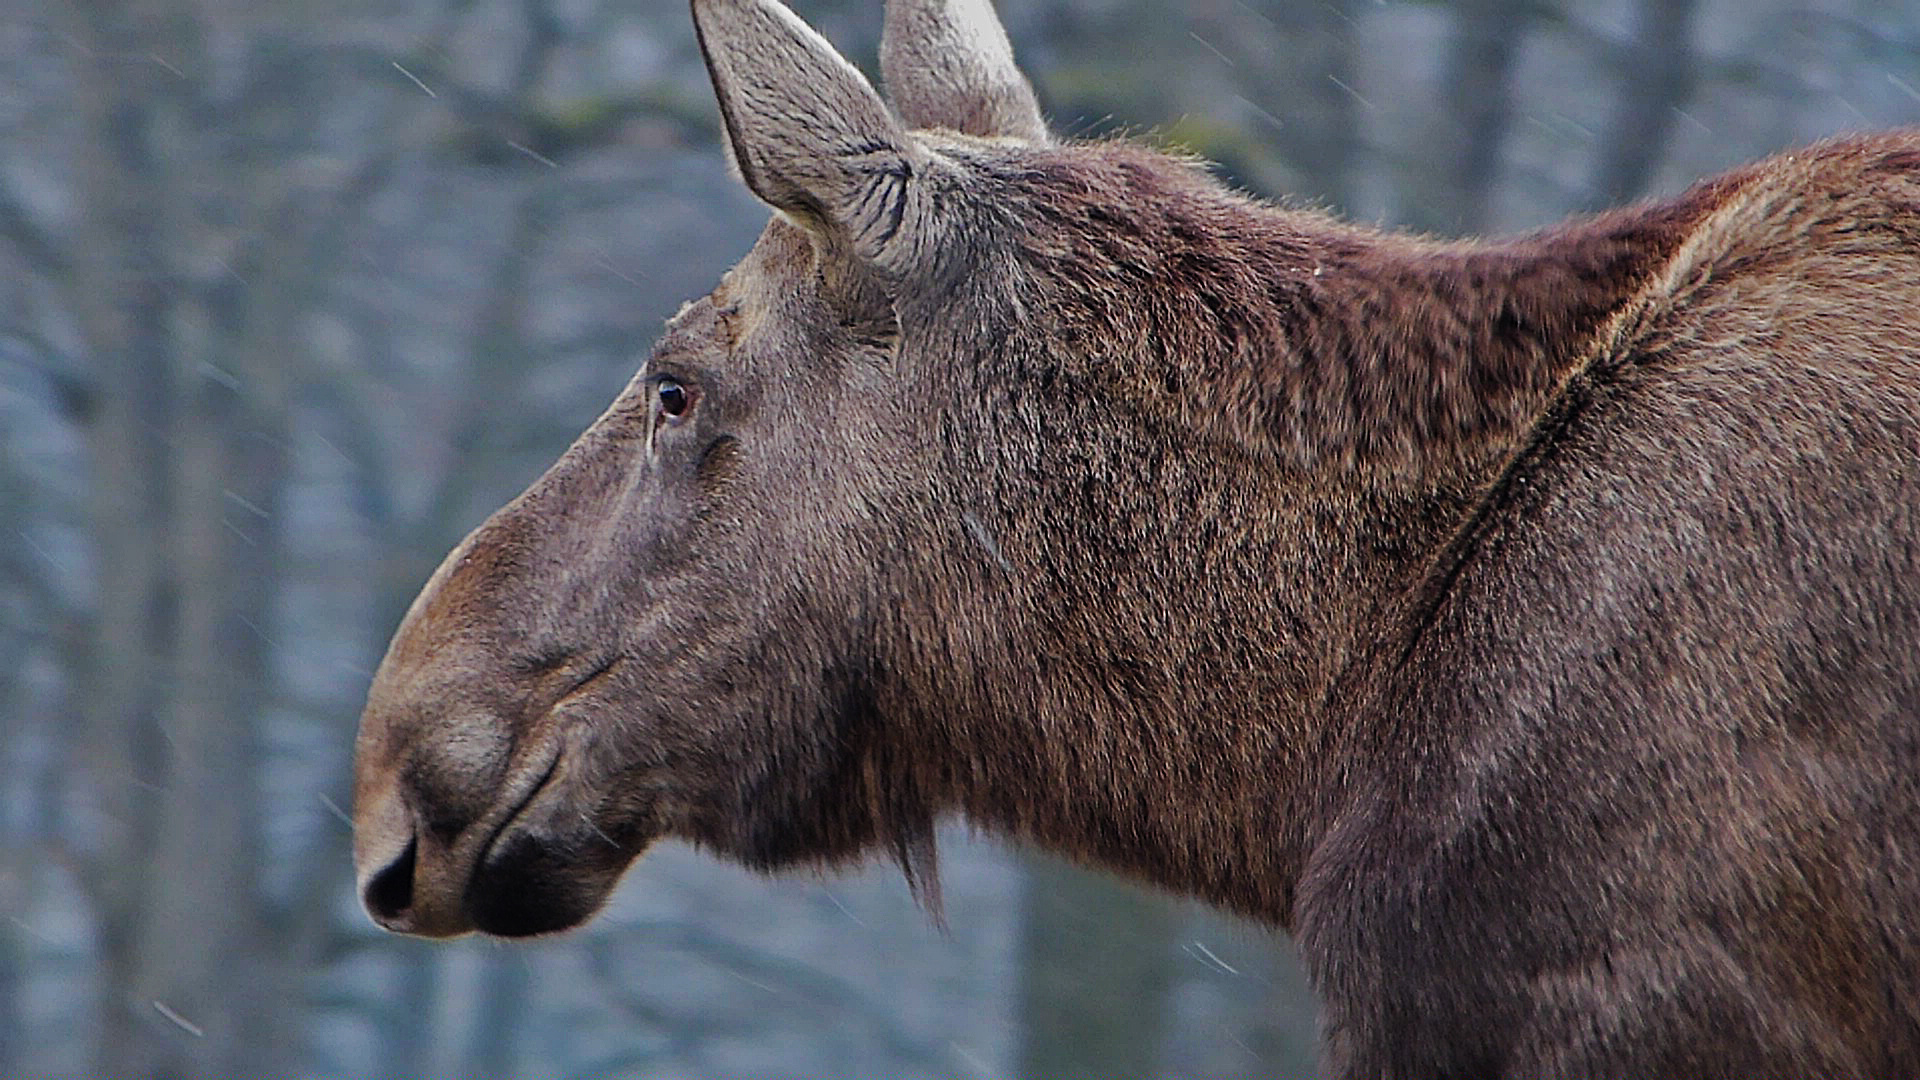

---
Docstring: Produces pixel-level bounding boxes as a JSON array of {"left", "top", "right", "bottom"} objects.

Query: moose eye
[{"left": 656, "top": 378, "right": 690, "bottom": 418}]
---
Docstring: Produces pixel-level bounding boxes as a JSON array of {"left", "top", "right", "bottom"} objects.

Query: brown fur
[{"left": 353, "top": 1, "right": 1920, "bottom": 1074}]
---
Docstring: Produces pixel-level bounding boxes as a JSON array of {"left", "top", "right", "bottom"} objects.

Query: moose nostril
[{"left": 363, "top": 837, "right": 418, "bottom": 923}]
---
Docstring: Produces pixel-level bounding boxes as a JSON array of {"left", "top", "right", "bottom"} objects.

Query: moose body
[{"left": 352, "top": 0, "right": 1920, "bottom": 1074}]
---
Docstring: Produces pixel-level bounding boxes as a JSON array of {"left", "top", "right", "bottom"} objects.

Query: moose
[{"left": 353, "top": 0, "right": 1920, "bottom": 1073}]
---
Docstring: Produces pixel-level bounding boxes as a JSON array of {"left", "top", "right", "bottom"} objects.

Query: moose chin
[{"left": 353, "top": 0, "right": 1920, "bottom": 1075}]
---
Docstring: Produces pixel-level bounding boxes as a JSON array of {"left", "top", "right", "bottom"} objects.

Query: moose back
[{"left": 351, "top": 0, "right": 1920, "bottom": 1074}]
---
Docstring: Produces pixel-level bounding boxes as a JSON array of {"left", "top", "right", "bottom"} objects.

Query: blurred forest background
[{"left": 1, "top": 0, "right": 1916, "bottom": 1076}]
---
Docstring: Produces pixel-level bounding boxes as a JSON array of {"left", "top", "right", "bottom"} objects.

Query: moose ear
[
  {"left": 881, "top": 0, "right": 1050, "bottom": 143},
  {"left": 693, "top": 0, "right": 933, "bottom": 269}
]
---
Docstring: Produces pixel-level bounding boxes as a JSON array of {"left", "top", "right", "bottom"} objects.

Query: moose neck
[{"left": 893, "top": 160, "right": 1732, "bottom": 926}]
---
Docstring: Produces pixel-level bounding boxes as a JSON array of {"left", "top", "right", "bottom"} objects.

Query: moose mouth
[
  {"left": 463, "top": 754, "right": 608, "bottom": 937},
  {"left": 364, "top": 652, "right": 655, "bottom": 938},
  {"left": 468, "top": 744, "right": 670, "bottom": 938},
  {"left": 360, "top": 742, "right": 634, "bottom": 939}
]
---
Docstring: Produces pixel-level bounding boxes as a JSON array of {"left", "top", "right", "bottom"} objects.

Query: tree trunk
[
  {"left": 1226, "top": 0, "right": 1364, "bottom": 211},
  {"left": 66, "top": 2, "right": 295, "bottom": 1073},
  {"left": 67, "top": 0, "right": 182, "bottom": 1069},
  {"left": 1592, "top": 0, "right": 1702, "bottom": 204},
  {"left": 1016, "top": 855, "right": 1177, "bottom": 1076},
  {"left": 466, "top": 951, "right": 529, "bottom": 1076},
  {"left": 126, "top": 357, "right": 282, "bottom": 1078},
  {"left": 1414, "top": 0, "right": 1533, "bottom": 234}
]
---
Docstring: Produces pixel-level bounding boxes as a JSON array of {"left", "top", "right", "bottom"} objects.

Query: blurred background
[{"left": 2, "top": 0, "right": 1915, "bottom": 1076}]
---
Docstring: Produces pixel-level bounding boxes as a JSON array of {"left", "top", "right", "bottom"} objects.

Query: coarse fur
[{"left": 352, "top": 0, "right": 1920, "bottom": 1075}]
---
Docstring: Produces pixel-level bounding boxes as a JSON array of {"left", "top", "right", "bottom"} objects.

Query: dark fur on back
[{"left": 1001, "top": 140, "right": 1743, "bottom": 480}]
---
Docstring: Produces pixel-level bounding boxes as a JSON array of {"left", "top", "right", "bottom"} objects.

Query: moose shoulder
[{"left": 351, "top": 0, "right": 1920, "bottom": 1074}]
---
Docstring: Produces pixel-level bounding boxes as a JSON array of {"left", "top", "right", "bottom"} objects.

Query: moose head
[{"left": 352, "top": 0, "right": 1084, "bottom": 938}]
